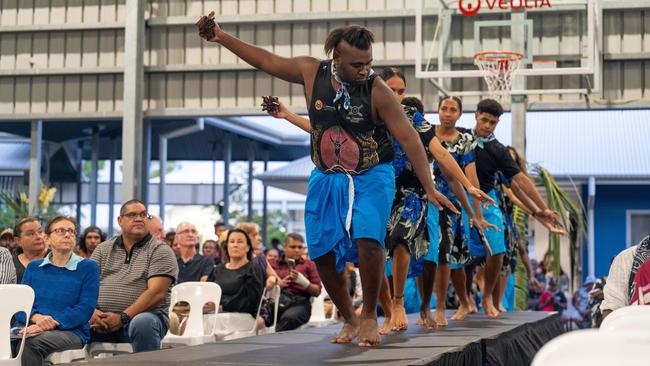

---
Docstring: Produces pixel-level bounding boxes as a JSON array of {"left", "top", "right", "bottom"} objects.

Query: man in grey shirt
[
  {"left": 90, "top": 199, "right": 178, "bottom": 352},
  {"left": 0, "top": 246, "right": 16, "bottom": 284}
]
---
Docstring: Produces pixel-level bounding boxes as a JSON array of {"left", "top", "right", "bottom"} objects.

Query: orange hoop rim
[{"left": 474, "top": 51, "right": 524, "bottom": 62}]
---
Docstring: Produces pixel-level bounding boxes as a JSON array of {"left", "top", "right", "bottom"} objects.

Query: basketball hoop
[{"left": 474, "top": 51, "right": 524, "bottom": 107}]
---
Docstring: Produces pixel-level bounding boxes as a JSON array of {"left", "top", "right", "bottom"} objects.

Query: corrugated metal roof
[{"left": 257, "top": 109, "right": 650, "bottom": 191}]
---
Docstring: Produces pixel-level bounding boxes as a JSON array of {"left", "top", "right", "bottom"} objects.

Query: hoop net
[{"left": 474, "top": 51, "right": 524, "bottom": 107}]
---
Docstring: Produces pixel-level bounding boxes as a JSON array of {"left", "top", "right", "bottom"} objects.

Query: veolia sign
[{"left": 458, "top": 0, "right": 552, "bottom": 16}]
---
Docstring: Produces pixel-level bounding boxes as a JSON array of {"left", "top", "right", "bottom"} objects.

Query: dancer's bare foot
[
  {"left": 434, "top": 307, "right": 448, "bottom": 327},
  {"left": 498, "top": 304, "right": 507, "bottom": 313},
  {"left": 391, "top": 302, "right": 408, "bottom": 331},
  {"left": 378, "top": 317, "right": 392, "bottom": 335},
  {"left": 482, "top": 298, "right": 500, "bottom": 319},
  {"left": 468, "top": 301, "right": 478, "bottom": 314},
  {"left": 358, "top": 316, "right": 381, "bottom": 347},
  {"left": 419, "top": 307, "right": 436, "bottom": 329},
  {"left": 330, "top": 320, "right": 359, "bottom": 344},
  {"left": 451, "top": 305, "right": 471, "bottom": 321}
]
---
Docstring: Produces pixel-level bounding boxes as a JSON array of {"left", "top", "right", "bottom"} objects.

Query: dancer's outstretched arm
[
  {"left": 504, "top": 184, "right": 535, "bottom": 215},
  {"left": 464, "top": 163, "right": 497, "bottom": 231},
  {"left": 447, "top": 177, "right": 475, "bottom": 218},
  {"left": 265, "top": 99, "right": 311, "bottom": 133},
  {"left": 429, "top": 139, "right": 494, "bottom": 206},
  {"left": 202, "top": 15, "right": 319, "bottom": 86},
  {"left": 507, "top": 183, "right": 566, "bottom": 235},
  {"left": 512, "top": 172, "right": 564, "bottom": 230},
  {"left": 373, "top": 81, "right": 454, "bottom": 212}
]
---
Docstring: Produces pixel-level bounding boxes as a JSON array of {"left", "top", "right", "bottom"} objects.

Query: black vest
[{"left": 307, "top": 60, "right": 393, "bottom": 174}]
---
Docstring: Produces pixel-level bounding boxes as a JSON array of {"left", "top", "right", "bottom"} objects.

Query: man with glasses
[{"left": 89, "top": 199, "right": 178, "bottom": 352}]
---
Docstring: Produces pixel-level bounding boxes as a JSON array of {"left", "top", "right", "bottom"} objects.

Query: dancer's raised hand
[{"left": 196, "top": 11, "right": 221, "bottom": 42}]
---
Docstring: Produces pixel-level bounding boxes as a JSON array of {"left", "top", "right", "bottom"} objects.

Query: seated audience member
[
  {"left": 0, "top": 246, "right": 16, "bottom": 284},
  {"left": 170, "top": 233, "right": 180, "bottom": 255},
  {"left": 210, "top": 228, "right": 265, "bottom": 316},
  {"left": 602, "top": 234, "right": 650, "bottom": 318},
  {"left": 78, "top": 226, "right": 106, "bottom": 258},
  {"left": 202, "top": 239, "right": 221, "bottom": 265},
  {"left": 572, "top": 275, "right": 595, "bottom": 328},
  {"left": 537, "top": 278, "right": 567, "bottom": 314},
  {"left": 12, "top": 217, "right": 48, "bottom": 283},
  {"left": 214, "top": 221, "right": 227, "bottom": 240},
  {"left": 176, "top": 222, "right": 215, "bottom": 283},
  {"left": 90, "top": 200, "right": 178, "bottom": 352},
  {"left": 149, "top": 216, "right": 165, "bottom": 241},
  {"left": 237, "top": 222, "right": 264, "bottom": 257},
  {"left": 272, "top": 233, "right": 321, "bottom": 331},
  {"left": 590, "top": 275, "right": 607, "bottom": 327},
  {"left": 237, "top": 222, "right": 278, "bottom": 290},
  {"left": 164, "top": 230, "right": 176, "bottom": 247},
  {"left": 265, "top": 248, "right": 279, "bottom": 267},
  {"left": 13, "top": 215, "right": 99, "bottom": 366},
  {"left": 270, "top": 237, "right": 282, "bottom": 252},
  {"left": 0, "top": 228, "right": 16, "bottom": 252}
]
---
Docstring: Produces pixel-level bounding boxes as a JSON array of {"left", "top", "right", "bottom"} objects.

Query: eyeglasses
[
  {"left": 121, "top": 211, "right": 152, "bottom": 220},
  {"left": 51, "top": 228, "right": 77, "bottom": 236},
  {"left": 178, "top": 229, "right": 198, "bottom": 235}
]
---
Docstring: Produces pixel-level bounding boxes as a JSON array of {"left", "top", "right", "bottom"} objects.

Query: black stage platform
[{"left": 87, "top": 311, "right": 563, "bottom": 366}]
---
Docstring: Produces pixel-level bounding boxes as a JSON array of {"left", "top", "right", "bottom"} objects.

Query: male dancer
[
  {"left": 468, "top": 99, "right": 563, "bottom": 318},
  {"left": 198, "top": 17, "right": 453, "bottom": 346}
]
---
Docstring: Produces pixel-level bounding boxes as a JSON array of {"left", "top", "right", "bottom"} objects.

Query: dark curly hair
[
  {"left": 476, "top": 98, "right": 504, "bottom": 118},
  {"left": 324, "top": 25, "right": 374, "bottom": 56}
]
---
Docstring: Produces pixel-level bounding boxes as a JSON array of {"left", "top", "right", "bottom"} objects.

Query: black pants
[{"left": 276, "top": 294, "right": 312, "bottom": 331}]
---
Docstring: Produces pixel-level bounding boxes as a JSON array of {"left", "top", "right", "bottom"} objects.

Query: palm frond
[{"left": 532, "top": 165, "right": 587, "bottom": 285}]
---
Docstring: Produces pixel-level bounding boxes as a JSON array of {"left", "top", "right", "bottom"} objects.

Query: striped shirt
[
  {"left": 0, "top": 247, "right": 16, "bottom": 284},
  {"left": 91, "top": 234, "right": 178, "bottom": 315}
]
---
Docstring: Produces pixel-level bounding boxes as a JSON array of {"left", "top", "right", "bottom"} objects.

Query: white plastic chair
[
  {"left": 87, "top": 342, "right": 133, "bottom": 358},
  {"left": 306, "top": 287, "right": 337, "bottom": 327},
  {"left": 212, "top": 284, "right": 271, "bottom": 341},
  {"left": 258, "top": 285, "right": 281, "bottom": 335},
  {"left": 0, "top": 285, "right": 34, "bottom": 366},
  {"left": 46, "top": 345, "right": 87, "bottom": 364},
  {"left": 600, "top": 305, "right": 650, "bottom": 332},
  {"left": 162, "top": 282, "right": 222, "bottom": 346},
  {"left": 531, "top": 329, "right": 647, "bottom": 366}
]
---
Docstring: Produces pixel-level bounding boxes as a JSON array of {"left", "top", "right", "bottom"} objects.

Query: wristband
[{"left": 294, "top": 272, "right": 311, "bottom": 289}]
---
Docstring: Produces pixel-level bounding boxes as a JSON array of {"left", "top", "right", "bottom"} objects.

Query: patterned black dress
[
  {"left": 495, "top": 172, "right": 520, "bottom": 274},
  {"left": 385, "top": 107, "right": 436, "bottom": 259},
  {"left": 431, "top": 128, "right": 476, "bottom": 266}
]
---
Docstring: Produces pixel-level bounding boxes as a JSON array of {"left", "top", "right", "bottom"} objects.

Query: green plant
[
  {"left": 532, "top": 165, "right": 587, "bottom": 284},
  {"left": 513, "top": 205, "right": 530, "bottom": 310},
  {"left": 0, "top": 186, "right": 60, "bottom": 226}
]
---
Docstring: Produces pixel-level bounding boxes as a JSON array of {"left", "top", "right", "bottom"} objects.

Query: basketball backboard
[{"left": 415, "top": 0, "right": 600, "bottom": 99}]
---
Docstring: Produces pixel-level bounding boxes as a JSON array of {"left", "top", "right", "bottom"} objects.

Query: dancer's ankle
[{"left": 393, "top": 294, "right": 405, "bottom": 305}]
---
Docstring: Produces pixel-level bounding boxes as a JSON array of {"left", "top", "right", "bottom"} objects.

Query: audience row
[{"left": 0, "top": 199, "right": 321, "bottom": 366}]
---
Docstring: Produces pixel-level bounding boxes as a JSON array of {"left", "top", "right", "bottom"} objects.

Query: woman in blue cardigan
[{"left": 14, "top": 215, "right": 99, "bottom": 366}]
